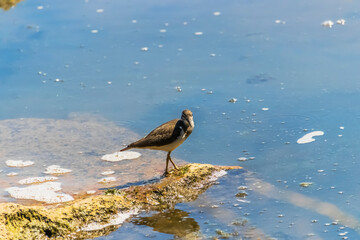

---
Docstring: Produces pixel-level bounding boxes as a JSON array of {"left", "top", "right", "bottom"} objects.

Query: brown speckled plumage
[{"left": 121, "top": 109, "right": 194, "bottom": 174}]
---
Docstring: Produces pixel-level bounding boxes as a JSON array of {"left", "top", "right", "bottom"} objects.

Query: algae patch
[{"left": 0, "top": 163, "right": 241, "bottom": 240}]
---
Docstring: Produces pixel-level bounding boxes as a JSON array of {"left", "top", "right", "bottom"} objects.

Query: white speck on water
[
  {"left": 107, "top": 81, "right": 112, "bottom": 85},
  {"left": 96, "top": 9, "right": 104, "bottom": 13},
  {"left": 6, "top": 160, "right": 34, "bottom": 168},
  {"left": 44, "top": 165, "right": 72, "bottom": 175},
  {"left": 55, "top": 78, "right": 64, "bottom": 82},
  {"left": 91, "top": 29, "right": 99, "bottom": 34},
  {"left": 159, "top": 29, "right": 167, "bottom": 33},
  {"left": 229, "top": 98, "right": 237, "bottom": 103},
  {"left": 275, "top": 19, "right": 286, "bottom": 24},
  {"left": 210, "top": 53, "right": 216, "bottom": 57},
  {"left": 337, "top": 19, "right": 346, "bottom": 25},
  {"left": 7, "top": 172, "right": 18, "bottom": 177},
  {"left": 81, "top": 209, "right": 138, "bottom": 231},
  {"left": 6, "top": 182, "right": 74, "bottom": 203},
  {"left": 338, "top": 134, "right": 343, "bottom": 137},
  {"left": 322, "top": 20, "right": 334, "bottom": 28},
  {"left": 141, "top": 47, "right": 149, "bottom": 52},
  {"left": 101, "top": 170, "right": 115, "bottom": 176},
  {"left": 86, "top": 190, "right": 96, "bottom": 194},
  {"left": 317, "top": 169, "right": 324, "bottom": 173},
  {"left": 297, "top": 131, "right": 324, "bottom": 144},
  {"left": 101, "top": 151, "right": 141, "bottom": 162},
  {"left": 194, "top": 32, "right": 203, "bottom": 36},
  {"left": 18, "top": 176, "right": 58, "bottom": 185},
  {"left": 131, "top": 19, "right": 137, "bottom": 24},
  {"left": 183, "top": 21, "right": 188, "bottom": 25},
  {"left": 262, "top": 107, "right": 269, "bottom": 111},
  {"left": 237, "top": 157, "right": 247, "bottom": 162},
  {"left": 37, "top": 6, "right": 44, "bottom": 10},
  {"left": 339, "top": 126, "right": 345, "bottom": 130},
  {"left": 175, "top": 86, "right": 182, "bottom": 92},
  {"left": 98, "top": 177, "right": 116, "bottom": 183},
  {"left": 213, "top": 11, "right": 221, "bottom": 16}
]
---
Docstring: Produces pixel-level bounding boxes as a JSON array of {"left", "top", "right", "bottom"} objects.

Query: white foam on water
[
  {"left": 101, "top": 151, "right": 141, "bottom": 162},
  {"left": 297, "top": 131, "right": 324, "bottom": 144},
  {"left": 101, "top": 170, "right": 115, "bottom": 176},
  {"left": 7, "top": 172, "right": 18, "bottom": 177},
  {"left": 6, "top": 160, "right": 34, "bottom": 167},
  {"left": 322, "top": 20, "right": 334, "bottom": 28},
  {"left": 98, "top": 177, "right": 116, "bottom": 183},
  {"left": 18, "top": 176, "right": 58, "bottom": 185},
  {"left": 6, "top": 182, "right": 74, "bottom": 203},
  {"left": 81, "top": 209, "right": 138, "bottom": 231},
  {"left": 208, "top": 170, "right": 227, "bottom": 182},
  {"left": 44, "top": 165, "right": 72, "bottom": 175}
]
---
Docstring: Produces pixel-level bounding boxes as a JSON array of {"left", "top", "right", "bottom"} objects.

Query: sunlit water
[{"left": 1, "top": 0, "right": 360, "bottom": 238}]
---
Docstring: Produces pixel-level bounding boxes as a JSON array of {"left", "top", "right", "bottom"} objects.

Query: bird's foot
[{"left": 162, "top": 171, "right": 169, "bottom": 177}]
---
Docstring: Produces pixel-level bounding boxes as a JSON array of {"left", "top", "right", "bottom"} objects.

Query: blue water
[{"left": 2, "top": 0, "right": 360, "bottom": 239}]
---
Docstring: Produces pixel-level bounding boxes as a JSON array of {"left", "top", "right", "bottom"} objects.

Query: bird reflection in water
[{"left": 131, "top": 209, "right": 200, "bottom": 238}]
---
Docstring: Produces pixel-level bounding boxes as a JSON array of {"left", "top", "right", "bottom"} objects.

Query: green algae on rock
[{"left": 0, "top": 163, "right": 241, "bottom": 240}]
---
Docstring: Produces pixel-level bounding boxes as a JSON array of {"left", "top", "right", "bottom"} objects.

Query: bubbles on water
[
  {"left": 101, "top": 151, "right": 141, "bottom": 162},
  {"left": 18, "top": 176, "right": 58, "bottom": 185},
  {"left": 6, "top": 160, "right": 34, "bottom": 168},
  {"left": 6, "top": 182, "right": 74, "bottom": 203},
  {"left": 44, "top": 165, "right": 72, "bottom": 175}
]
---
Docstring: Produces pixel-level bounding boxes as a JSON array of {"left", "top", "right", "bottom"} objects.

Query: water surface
[{"left": 1, "top": 0, "right": 360, "bottom": 239}]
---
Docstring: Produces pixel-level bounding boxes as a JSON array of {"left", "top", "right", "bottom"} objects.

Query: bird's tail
[{"left": 120, "top": 145, "right": 132, "bottom": 152}]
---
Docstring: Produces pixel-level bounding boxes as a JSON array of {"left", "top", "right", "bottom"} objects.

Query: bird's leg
[
  {"left": 168, "top": 152, "right": 178, "bottom": 170},
  {"left": 164, "top": 153, "right": 169, "bottom": 175}
]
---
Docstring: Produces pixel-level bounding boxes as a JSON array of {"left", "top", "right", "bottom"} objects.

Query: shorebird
[{"left": 120, "top": 109, "right": 194, "bottom": 175}]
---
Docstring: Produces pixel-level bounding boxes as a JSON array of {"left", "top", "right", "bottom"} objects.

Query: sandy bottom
[{"left": 0, "top": 113, "right": 185, "bottom": 204}]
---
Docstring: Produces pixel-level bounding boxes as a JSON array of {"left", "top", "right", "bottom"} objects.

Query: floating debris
[
  {"left": 6, "top": 182, "right": 74, "bottom": 203},
  {"left": 6, "top": 160, "right": 34, "bottom": 168},
  {"left": 237, "top": 157, "right": 247, "bottom": 162},
  {"left": 37, "top": 6, "right": 44, "bottom": 10},
  {"left": 194, "top": 32, "right": 203, "bottom": 36},
  {"left": 262, "top": 107, "right": 269, "bottom": 111},
  {"left": 159, "top": 29, "right": 167, "bottom": 33},
  {"left": 96, "top": 9, "right": 104, "bottom": 13},
  {"left": 297, "top": 131, "right": 324, "bottom": 144},
  {"left": 229, "top": 98, "right": 238, "bottom": 103},
  {"left": 175, "top": 86, "right": 182, "bottom": 92},
  {"left": 131, "top": 19, "right": 137, "bottom": 23},
  {"left": 18, "top": 176, "right": 58, "bottom": 185},
  {"left": 275, "top": 19, "right": 286, "bottom": 24},
  {"left": 98, "top": 177, "right": 116, "bottom": 183},
  {"left": 101, "top": 170, "right": 115, "bottom": 176},
  {"left": 86, "top": 190, "right": 96, "bottom": 195},
  {"left": 213, "top": 11, "right": 221, "bottom": 16},
  {"left": 237, "top": 186, "right": 248, "bottom": 190},
  {"left": 340, "top": 126, "right": 345, "bottom": 130},
  {"left": 322, "top": 20, "right": 334, "bottom": 28},
  {"left": 141, "top": 47, "right": 149, "bottom": 52},
  {"left": 54, "top": 78, "right": 64, "bottom": 82},
  {"left": 299, "top": 182, "right": 313, "bottom": 188},
  {"left": 101, "top": 151, "right": 141, "bottom": 162},
  {"left": 236, "top": 191, "right": 248, "bottom": 198},
  {"left": 91, "top": 30, "right": 98, "bottom": 34},
  {"left": 81, "top": 209, "right": 138, "bottom": 231},
  {"left": 337, "top": 19, "right": 346, "bottom": 25},
  {"left": 44, "top": 165, "right": 72, "bottom": 175}
]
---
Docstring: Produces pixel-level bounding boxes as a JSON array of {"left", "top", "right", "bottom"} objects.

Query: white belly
[{"left": 147, "top": 129, "right": 187, "bottom": 152}]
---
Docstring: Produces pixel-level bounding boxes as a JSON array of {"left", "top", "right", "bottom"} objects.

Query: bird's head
[{"left": 181, "top": 109, "right": 194, "bottom": 128}]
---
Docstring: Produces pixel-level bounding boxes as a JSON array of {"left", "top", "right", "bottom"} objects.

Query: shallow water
[{"left": 2, "top": 0, "right": 360, "bottom": 238}]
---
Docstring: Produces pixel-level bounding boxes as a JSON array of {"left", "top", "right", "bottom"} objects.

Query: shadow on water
[{"left": 132, "top": 209, "right": 200, "bottom": 238}]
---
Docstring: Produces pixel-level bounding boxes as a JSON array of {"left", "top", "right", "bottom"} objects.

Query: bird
[{"left": 120, "top": 109, "right": 194, "bottom": 175}]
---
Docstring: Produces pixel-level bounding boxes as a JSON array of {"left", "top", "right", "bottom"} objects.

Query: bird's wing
[{"left": 129, "top": 119, "right": 182, "bottom": 148}]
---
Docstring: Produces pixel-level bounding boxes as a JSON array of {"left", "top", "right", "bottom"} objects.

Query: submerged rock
[{"left": 0, "top": 163, "right": 241, "bottom": 240}]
